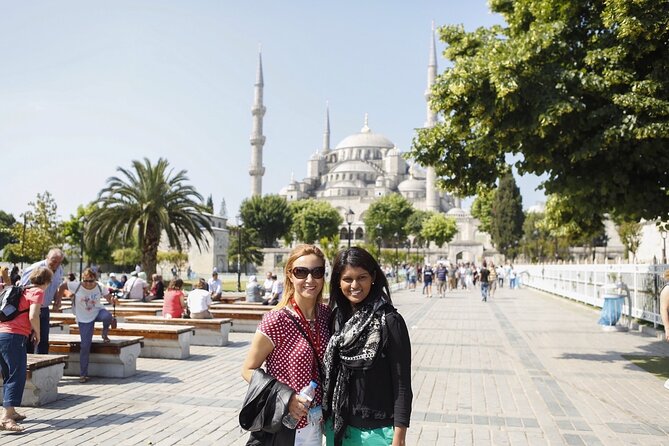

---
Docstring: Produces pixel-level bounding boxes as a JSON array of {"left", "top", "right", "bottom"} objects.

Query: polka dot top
[{"left": 258, "top": 303, "right": 332, "bottom": 429}]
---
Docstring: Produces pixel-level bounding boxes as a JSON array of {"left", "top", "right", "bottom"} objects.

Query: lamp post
[
  {"left": 345, "top": 208, "right": 355, "bottom": 248},
  {"left": 375, "top": 224, "right": 382, "bottom": 260},
  {"left": 661, "top": 230, "right": 667, "bottom": 265},
  {"left": 394, "top": 232, "right": 399, "bottom": 279},
  {"left": 236, "top": 214, "right": 242, "bottom": 292},
  {"left": 20, "top": 214, "right": 27, "bottom": 269},
  {"left": 79, "top": 217, "right": 86, "bottom": 279}
]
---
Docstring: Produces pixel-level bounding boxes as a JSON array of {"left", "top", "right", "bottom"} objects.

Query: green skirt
[{"left": 324, "top": 419, "right": 394, "bottom": 446}]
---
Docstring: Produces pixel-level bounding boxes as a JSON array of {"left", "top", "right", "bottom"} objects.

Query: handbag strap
[{"left": 282, "top": 309, "right": 324, "bottom": 384}]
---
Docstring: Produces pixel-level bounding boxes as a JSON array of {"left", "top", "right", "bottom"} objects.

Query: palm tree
[{"left": 86, "top": 158, "right": 212, "bottom": 275}]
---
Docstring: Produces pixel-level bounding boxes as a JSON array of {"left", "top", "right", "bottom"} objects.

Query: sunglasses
[
  {"left": 291, "top": 266, "right": 326, "bottom": 280},
  {"left": 82, "top": 279, "right": 96, "bottom": 283}
]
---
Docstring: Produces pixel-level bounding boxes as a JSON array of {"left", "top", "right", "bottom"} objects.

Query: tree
[
  {"left": 490, "top": 175, "right": 524, "bottom": 257},
  {"left": 205, "top": 194, "right": 214, "bottom": 213},
  {"left": 319, "top": 235, "right": 341, "bottom": 268},
  {"left": 403, "top": 210, "right": 432, "bottom": 248},
  {"left": 3, "top": 192, "right": 63, "bottom": 263},
  {"left": 420, "top": 213, "right": 458, "bottom": 248},
  {"left": 288, "top": 199, "right": 342, "bottom": 244},
  {"left": 63, "top": 204, "right": 116, "bottom": 266},
  {"left": 615, "top": 219, "right": 642, "bottom": 262},
  {"left": 0, "top": 210, "right": 17, "bottom": 251},
  {"left": 111, "top": 247, "right": 142, "bottom": 268},
  {"left": 86, "top": 158, "right": 212, "bottom": 276},
  {"left": 520, "top": 212, "right": 554, "bottom": 262},
  {"left": 239, "top": 195, "right": 292, "bottom": 247},
  {"left": 228, "top": 225, "right": 264, "bottom": 272},
  {"left": 157, "top": 250, "right": 189, "bottom": 276},
  {"left": 409, "top": 0, "right": 669, "bottom": 223},
  {"left": 470, "top": 186, "right": 496, "bottom": 235},
  {"left": 363, "top": 194, "right": 415, "bottom": 245}
]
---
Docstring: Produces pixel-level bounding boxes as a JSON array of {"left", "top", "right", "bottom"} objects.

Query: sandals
[
  {"left": 12, "top": 414, "right": 26, "bottom": 422},
  {"left": 102, "top": 335, "right": 111, "bottom": 343},
  {"left": 79, "top": 376, "right": 90, "bottom": 383},
  {"left": 0, "top": 418, "right": 24, "bottom": 432}
]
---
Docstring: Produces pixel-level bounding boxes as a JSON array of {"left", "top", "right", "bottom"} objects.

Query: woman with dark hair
[
  {"left": 241, "top": 244, "right": 331, "bottom": 445},
  {"left": 323, "top": 247, "right": 412, "bottom": 446},
  {"left": 163, "top": 278, "right": 186, "bottom": 319}
]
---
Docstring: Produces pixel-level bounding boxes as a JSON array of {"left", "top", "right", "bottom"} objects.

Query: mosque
[{"left": 249, "top": 27, "right": 490, "bottom": 266}]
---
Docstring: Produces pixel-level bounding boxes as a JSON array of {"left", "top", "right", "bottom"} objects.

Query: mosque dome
[
  {"left": 330, "top": 160, "right": 380, "bottom": 175},
  {"left": 334, "top": 115, "right": 395, "bottom": 151},
  {"left": 446, "top": 207, "right": 468, "bottom": 218},
  {"left": 398, "top": 177, "right": 425, "bottom": 193}
]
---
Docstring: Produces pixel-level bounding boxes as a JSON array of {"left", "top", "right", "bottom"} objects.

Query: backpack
[{"left": 0, "top": 285, "right": 27, "bottom": 322}]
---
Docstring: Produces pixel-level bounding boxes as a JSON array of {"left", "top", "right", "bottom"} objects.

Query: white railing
[{"left": 516, "top": 263, "right": 667, "bottom": 326}]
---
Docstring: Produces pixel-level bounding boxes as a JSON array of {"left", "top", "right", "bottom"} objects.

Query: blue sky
[{"left": 0, "top": 1, "right": 545, "bottom": 222}]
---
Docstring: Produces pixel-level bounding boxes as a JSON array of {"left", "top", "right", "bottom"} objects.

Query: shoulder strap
[{"left": 282, "top": 309, "right": 324, "bottom": 384}]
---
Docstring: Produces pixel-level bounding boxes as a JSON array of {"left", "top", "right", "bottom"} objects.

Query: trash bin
[{"left": 598, "top": 283, "right": 629, "bottom": 330}]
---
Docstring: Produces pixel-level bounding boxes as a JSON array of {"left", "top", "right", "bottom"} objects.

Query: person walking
[
  {"left": 63, "top": 268, "right": 117, "bottom": 383},
  {"left": 488, "top": 261, "right": 498, "bottom": 299},
  {"left": 0, "top": 266, "right": 52, "bottom": 431},
  {"left": 19, "top": 248, "right": 64, "bottom": 354},
  {"left": 323, "top": 247, "right": 412, "bottom": 446},
  {"left": 479, "top": 261, "right": 490, "bottom": 302},
  {"left": 241, "top": 244, "right": 331, "bottom": 445},
  {"left": 423, "top": 264, "right": 433, "bottom": 298},
  {"left": 660, "top": 269, "right": 669, "bottom": 390}
]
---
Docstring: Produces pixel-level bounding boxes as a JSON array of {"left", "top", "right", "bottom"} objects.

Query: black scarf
[{"left": 322, "top": 296, "right": 388, "bottom": 446}]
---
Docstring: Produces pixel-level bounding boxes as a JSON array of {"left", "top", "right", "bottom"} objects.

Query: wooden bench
[
  {"left": 125, "top": 316, "right": 232, "bottom": 346},
  {"left": 50, "top": 320, "right": 68, "bottom": 334},
  {"left": 211, "top": 303, "right": 273, "bottom": 311},
  {"left": 209, "top": 309, "right": 267, "bottom": 333},
  {"left": 70, "top": 323, "right": 194, "bottom": 360},
  {"left": 48, "top": 334, "right": 143, "bottom": 378},
  {"left": 103, "top": 306, "right": 161, "bottom": 318},
  {"left": 218, "top": 295, "right": 245, "bottom": 304},
  {"left": 0, "top": 354, "right": 68, "bottom": 407}
]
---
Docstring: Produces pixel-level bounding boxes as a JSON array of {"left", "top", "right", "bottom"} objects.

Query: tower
[
  {"left": 249, "top": 49, "right": 266, "bottom": 197},
  {"left": 424, "top": 23, "right": 440, "bottom": 212}
]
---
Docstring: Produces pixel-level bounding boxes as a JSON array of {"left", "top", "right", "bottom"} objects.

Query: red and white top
[
  {"left": 0, "top": 287, "right": 44, "bottom": 337},
  {"left": 258, "top": 303, "right": 331, "bottom": 429}
]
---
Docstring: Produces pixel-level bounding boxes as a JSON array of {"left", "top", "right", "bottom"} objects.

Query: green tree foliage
[
  {"left": 205, "top": 194, "right": 214, "bottom": 213},
  {"left": 410, "top": 0, "right": 669, "bottom": 223},
  {"left": 520, "top": 212, "right": 555, "bottom": 262},
  {"left": 3, "top": 192, "right": 63, "bottom": 263},
  {"left": 420, "top": 213, "right": 458, "bottom": 248},
  {"left": 319, "top": 235, "right": 341, "bottom": 267},
  {"left": 490, "top": 175, "right": 524, "bottom": 257},
  {"left": 157, "top": 250, "right": 189, "bottom": 276},
  {"left": 289, "top": 199, "right": 342, "bottom": 244},
  {"left": 112, "top": 247, "right": 142, "bottom": 267},
  {"left": 228, "top": 224, "right": 265, "bottom": 271},
  {"left": 615, "top": 219, "right": 642, "bottom": 261},
  {"left": 63, "top": 204, "right": 116, "bottom": 265},
  {"left": 0, "top": 210, "right": 17, "bottom": 250},
  {"left": 86, "top": 158, "right": 212, "bottom": 276},
  {"left": 363, "top": 194, "right": 415, "bottom": 245},
  {"left": 240, "top": 195, "right": 291, "bottom": 248},
  {"left": 403, "top": 210, "right": 432, "bottom": 248},
  {"left": 470, "top": 186, "right": 496, "bottom": 235}
]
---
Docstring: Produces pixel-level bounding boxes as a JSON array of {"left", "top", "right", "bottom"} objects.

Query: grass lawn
[{"left": 622, "top": 355, "right": 669, "bottom": 381}]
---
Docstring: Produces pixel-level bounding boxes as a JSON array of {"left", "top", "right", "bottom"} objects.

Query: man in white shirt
[
  {"left": 188, "top": 278, "right": 212, "bottom": 319},
  {"left": 123, "top": 271, "right": 148, "bottom": 300},
  {"left": 208, "top": 271, "right": 223, "bottom": 301},
  {"left": 262, "top": 272, "right": 274, "bottom": 297}
]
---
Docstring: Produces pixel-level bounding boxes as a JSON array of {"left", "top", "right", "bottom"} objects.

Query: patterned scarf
[{"left": 322, "top": 296, "right": 388, "bottom": 446}]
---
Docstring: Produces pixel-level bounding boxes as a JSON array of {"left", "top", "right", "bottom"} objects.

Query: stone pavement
[{"left": 3, "top": 285, "right": 669, "bottom": 445}]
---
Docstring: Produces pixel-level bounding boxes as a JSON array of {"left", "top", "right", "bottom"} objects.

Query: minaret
[
  {"left": 249, "top": 49, "right": 266, "bottom": 197},
  {"left": 424, "top": 23, "right": 440, "bottom": 212},
  {"left": 322, "top": 102, "right": 331, "bottom": 154}
]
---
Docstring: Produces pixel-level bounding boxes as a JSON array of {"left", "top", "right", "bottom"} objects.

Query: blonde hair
[
  {"left": 275, "top": 244, "right": 326, "bottom": 310},
  {"left": 1, "top": 266, "right": 9, "bottom": 285},
  {"left": 82, "top": 268, "right": 97, "bottom": 281},
  {"left": 664, "top": 269, "right": 669, "bottom": 281}
]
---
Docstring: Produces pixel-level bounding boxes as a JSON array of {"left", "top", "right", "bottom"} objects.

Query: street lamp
[
  {"left": 394, "top": 232, "right": 399, "bottom": 279},
  {"left": 345, "top": 208, "right": 355, "bottom": 248},
  {"left": 236, "top": 214, "right": 242, "bottom": 292},
  {"left": 79, "top": 217, "right": 86, "bottom": 279},
  {"left": 375, "top": 224, "right": 382, "bottom": 260},
  {"left": 661, "top": 230, "right": 667, "bottom": 264}
]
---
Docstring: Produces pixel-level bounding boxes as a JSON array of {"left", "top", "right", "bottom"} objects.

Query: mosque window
[
  {"left": 340, "top": 227, "right": 348, "bottom": 239},
  {"left": 355, "top": 228, "right": 364, "bottom": 240}
]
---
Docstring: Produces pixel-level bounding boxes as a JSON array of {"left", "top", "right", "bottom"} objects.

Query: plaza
[{"left": 2, "top": 285, "right": 668, "bottom": 445}]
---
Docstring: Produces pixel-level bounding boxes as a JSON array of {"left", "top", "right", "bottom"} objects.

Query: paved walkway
[{"left": 3, "top": 285, "right": 669, "bottom": 445}]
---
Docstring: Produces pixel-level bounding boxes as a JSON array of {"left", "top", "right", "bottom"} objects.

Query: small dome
[
  {"left": 398, "top": 177, "right": 425, "bottom": 192},
  {"left": 446, "top": 207, "right": 467, "bottom": 218}
]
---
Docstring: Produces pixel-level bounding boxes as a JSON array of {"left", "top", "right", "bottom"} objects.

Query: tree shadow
[{"left": 21, "top": 410, "right": 163, "bottom": 434}]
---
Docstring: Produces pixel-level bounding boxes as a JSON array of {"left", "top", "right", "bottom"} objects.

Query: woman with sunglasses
[
  {"left": 323, "top": 247, "right": 412, "bottom": 446},
  {"left": 60, "top": 268, "right": 117, "bottom": 383},
  {"left": 241, "top": 244, "right": 331, "bottom": 445}
]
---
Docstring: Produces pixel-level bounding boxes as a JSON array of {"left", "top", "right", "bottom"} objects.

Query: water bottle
[{"left": 282, "top": 380, "right": 318, "bottom": 429}]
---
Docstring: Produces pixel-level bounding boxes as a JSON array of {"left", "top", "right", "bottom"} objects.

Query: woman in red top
[
  {"left": 162, "top": 278, "right": 186, "bottom": 319},
  {"left": 0, "top": 266, "right": 52, "bottom": 432},
  {"left": 242, "top": 244, "right": 332, "bottom": 445}
]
